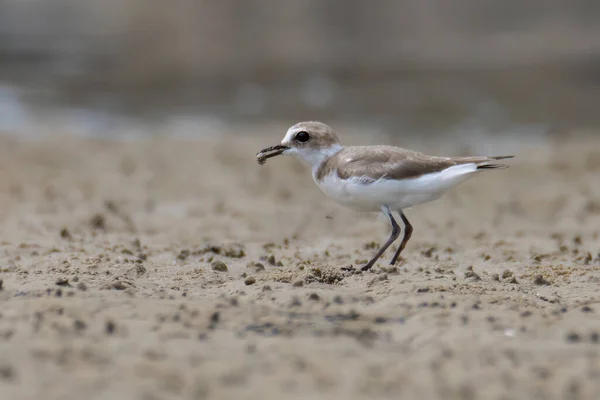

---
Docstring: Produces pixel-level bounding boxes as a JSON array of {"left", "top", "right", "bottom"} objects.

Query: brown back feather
[{"left": 315, "top": 146, "right": 512, "bottom": 182}]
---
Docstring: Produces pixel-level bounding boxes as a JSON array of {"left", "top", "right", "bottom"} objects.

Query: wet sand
[{"left": 0, "top": 127, "right": 600, "bottom": 400}]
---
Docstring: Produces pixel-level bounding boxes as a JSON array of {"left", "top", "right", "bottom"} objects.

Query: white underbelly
[{"left": 315, "top": 163, "right": 479, "bottom": 212}]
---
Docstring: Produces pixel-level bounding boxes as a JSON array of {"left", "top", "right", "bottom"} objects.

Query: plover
[{"left": 257, "top": 121, "right": 513, "bottom": 271}]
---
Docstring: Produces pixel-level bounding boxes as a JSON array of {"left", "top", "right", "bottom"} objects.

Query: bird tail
[
  {"left": 475, "top": 155, "right": 514, "bottom": 170},
  {"left": 477, "top": 163, "right": 509, "bottom": 170}
]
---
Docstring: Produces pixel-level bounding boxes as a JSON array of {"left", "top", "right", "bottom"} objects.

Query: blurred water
[
  {"left": 0, "top": 84, "right": 28, "bottom": 134},
  {"left": 0, "top": 79, "right": 550, "bottom": 163},
  {"left": 0, "top": 81, "right": 229, "bottom": 140},
  {"left": 1, "top": 0, "right": 599, "bottom": 139}
]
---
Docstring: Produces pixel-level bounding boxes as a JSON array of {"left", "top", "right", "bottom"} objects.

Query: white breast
[{"left": 314, "top": 163, "right": 480, "bottom": 212}]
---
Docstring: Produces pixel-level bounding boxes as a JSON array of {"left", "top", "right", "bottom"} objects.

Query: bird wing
[{"left": 322, "top": 146, "right": 512, "bottom": 181}]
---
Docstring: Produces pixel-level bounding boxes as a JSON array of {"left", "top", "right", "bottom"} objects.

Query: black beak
[{"left": 256, "top": 144, "right": 289, "bottom": 165}]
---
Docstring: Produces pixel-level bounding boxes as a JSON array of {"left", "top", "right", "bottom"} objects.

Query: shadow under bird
[{"left": 257, "top": 121, "right": 513, "bottom": 271}]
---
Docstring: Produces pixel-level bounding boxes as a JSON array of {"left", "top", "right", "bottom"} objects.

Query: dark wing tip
[
  {"left": 490, "top": 155, "right": 515, "bottom": 160},
  {"left": 477, "top": 163, "right": 509, "bottom": 170}
]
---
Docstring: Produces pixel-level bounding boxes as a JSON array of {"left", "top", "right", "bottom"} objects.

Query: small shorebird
[{"left": 256, "top": 121, "right": 513, "bottom": 271}]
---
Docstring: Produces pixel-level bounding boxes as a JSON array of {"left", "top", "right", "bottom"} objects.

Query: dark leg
[
  {"left": 361, "top": 206, "right": 401, "bottom": 271},
  {"left": 390, "top": 211, "right": 413, "bottom": 265}
]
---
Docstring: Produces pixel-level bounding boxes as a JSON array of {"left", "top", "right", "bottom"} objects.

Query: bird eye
[{"left": 295, "top": 131, "right": 310, "bottom": 143}]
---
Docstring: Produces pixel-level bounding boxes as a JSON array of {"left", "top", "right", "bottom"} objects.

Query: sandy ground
[{"left": 0, "top": 126, "right": 600, "bottom": 400}]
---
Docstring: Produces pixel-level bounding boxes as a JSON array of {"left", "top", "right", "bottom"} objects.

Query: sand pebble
[
  {"left": 209, "top": 312, "right": 220, "bottom": 329},
  {"left": 566, "top": 332, "right": 581, "bottom": 343},
  {"left": 0, "top": 364, "right": 15, "bottom": 380},
  {"left": 90, "top": 213, "right": 106, "bottom": 230},
  {"left": 536, "top": 288, "right": 559, "bottom": 303},
  {"left": 55, "top": 278, "right": 71, "bottom": 287},
  {"left": 211, "top": 261, "right": 228, "bottom": 272},
  {"left": 533, "top": 275, "right": 551, "bottom": 286},
  {"left": 105, "top": 321, "right": 116, "bottom": 335},
  {"left": 246, "top": 262, "right": 265, "bottom": 272},
  {"left": 464, "top": 266, "right": 482, "bottom": 281},
  {"left": 289, "top": 297, "right": 302, "bottom": 307},
  {"left": 74, "top": 320, "right": 87, "bottom": 331},
  {"left": 507, "top": 277, "right": 519, "bottom": 284},
  {"left": 59, "top": 227, "right": 72, "bottom": 240},
  {"left": 501, "top": 270, "right": 513, "bottom": 279}
]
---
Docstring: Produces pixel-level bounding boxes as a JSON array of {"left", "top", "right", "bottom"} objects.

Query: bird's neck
[{"left": 309, "top": 144, "right": 343, "bottom": 179}]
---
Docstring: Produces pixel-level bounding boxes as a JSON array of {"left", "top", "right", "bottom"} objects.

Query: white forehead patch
[{"left": 282, "top": 126, "right": 302, "bottom": 144}]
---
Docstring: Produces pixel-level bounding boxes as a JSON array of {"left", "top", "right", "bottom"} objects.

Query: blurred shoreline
[{"left": 1, "top": 1, "right": 600, "bottom": 135}]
